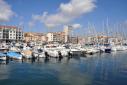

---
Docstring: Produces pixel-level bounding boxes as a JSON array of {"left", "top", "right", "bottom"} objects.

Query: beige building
[
  {"left": 24, "top": 25, "right": 79, "bottom": 44},
  {"left": 46, "top": 25, "right": 79, "bottom": 43},
  {"left": 47, "top": 32, "right": 65, "bottom": 43},
  {"left": 24, "top": 32, "right": 47, "bottom": 42},
  {"left": 85, "top": 35, "right": 120, "bottom": 45},
  {"left": 63, "top": 25, "right": 73, "bottom": 43}
]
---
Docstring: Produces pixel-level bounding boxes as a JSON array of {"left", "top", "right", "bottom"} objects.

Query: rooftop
[{"left": 0, "top": 25, "right": 17, "bottom": 29}]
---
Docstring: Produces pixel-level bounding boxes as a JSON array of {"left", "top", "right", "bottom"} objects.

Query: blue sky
[{"left": 0, "top": 0, "right": 127, "bottom": 35}]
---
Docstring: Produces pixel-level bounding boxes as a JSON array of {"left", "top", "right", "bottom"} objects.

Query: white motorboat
[
  {"left": 9, "top": 46, "right": 21, "bottom": 52},
  {"left": 60, "top": 50, "right": 69, "bottom": 57},
  {"left": 48, "top": 50, "right": 59, "bottom": 58},
  {"left": 38, "top": 52, "right": 45, "bottom": 58},
  {"left": 116, "top": 45, "right": 127, "bottom": 51},
  {"left": 0, "top": 53, "right": 7, "bottom": 61},
  {"left": 86, "top": 47, "right": 99, "bottom": 54}
]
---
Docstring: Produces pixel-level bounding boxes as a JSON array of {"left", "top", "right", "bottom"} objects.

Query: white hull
[
  {"left": 0, "top": 57, "right": 7, "bottom": 61},
  {"left": 48, "top": 51, "right": 59, "bottom": 58},
  {"left": 86, "top": 47, "right": 99, "bottom": 54},
  {"left": 38, "top": 53, "right": 45, "bottom": 58}
]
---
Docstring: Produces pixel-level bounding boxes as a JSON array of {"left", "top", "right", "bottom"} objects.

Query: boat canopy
[{"left": 7, "top": 52, "right": 21, "bottom": 58}]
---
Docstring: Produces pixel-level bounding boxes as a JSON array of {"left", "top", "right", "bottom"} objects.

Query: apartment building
[
  {"left": 0, "top": 25, "right": 24, "bottom": 42},
  {"left": 47, "top": 32, "right": 65, "bottom": 43},
  {"left": 24, "top": 32, "right": 47, "bottom": 42}
]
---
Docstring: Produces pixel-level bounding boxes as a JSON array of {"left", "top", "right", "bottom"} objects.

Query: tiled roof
[{"left": 0, "top": 25, "right": 17, "bottom": 29}]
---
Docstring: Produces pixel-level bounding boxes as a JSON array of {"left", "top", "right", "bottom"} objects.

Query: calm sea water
[{"left": 0, "top": 52, "right": 127, "bottom": 85}]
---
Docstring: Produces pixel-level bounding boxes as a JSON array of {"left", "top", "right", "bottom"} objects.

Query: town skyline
[{"left": 0, "top": 0, "right": 127, "bottom": 35}]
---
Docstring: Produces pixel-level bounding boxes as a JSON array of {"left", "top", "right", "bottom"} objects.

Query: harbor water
[{"left": 0, "top": 52, "right": 127, "bottom": 85}]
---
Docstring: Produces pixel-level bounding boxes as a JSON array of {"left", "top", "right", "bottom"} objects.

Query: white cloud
[
  {"left": 0, "top": 0, "right": 15, "bottom": 22},
  {"left": 28, "top": 13, "right": 47, "bottom": 28},
  {"left": 29, "top": 0, "right": 96, "bottom": 28},
  {"left": 72, "top": 24, "right": 82, "bottom": 29}
]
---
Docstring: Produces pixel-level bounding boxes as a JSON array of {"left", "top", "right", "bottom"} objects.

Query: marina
[
  {"left": 0, "top": 41, "right": 127, "bottom": 60},
  {"left": 0, "top": 0, "right": 127, "bottom": 85}
]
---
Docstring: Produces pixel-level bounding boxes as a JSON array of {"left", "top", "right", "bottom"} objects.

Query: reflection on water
[
  {"left": 0, "top": 61, "right": 9, "bottom": 80},
  {"left": 0, "top": 52, "right": 127, "bottom": 85}
]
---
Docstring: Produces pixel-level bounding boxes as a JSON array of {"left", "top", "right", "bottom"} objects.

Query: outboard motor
[
  {"left": 45, "top": 52, "right": 49, "bottom": 60},
  {"left": 58, "top": 51, "right": 63, "bottom": 59},
  {"left": 58, "top": 51, "right": 63, "bottom": 61},
  {"left": 68, "top": 51, "right": 72, "bottom": 58}
]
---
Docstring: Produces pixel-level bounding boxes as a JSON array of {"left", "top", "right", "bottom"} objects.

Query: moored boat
[
  {"left": 0, "top": 53, "right": 7, "bottom": 61},
  {"left": 6, "top": 51, "right": 22, "bottom": 60}
]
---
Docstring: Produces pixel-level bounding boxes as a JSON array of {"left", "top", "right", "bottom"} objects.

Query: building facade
[
  {"left": 0, "top": 26, "right": 24, "bottom": 43},
  {"left": 63, "top": 25, "right": 73, "bottom": 43},
  {"left": 46, "top": 25, "right": 79, "bottom": 44},
  {"left": 47, "top": 32, "right": 65, "bottom": 43},
  {"left": 24, "top": 32, "right": 47, "bottom": 43}
]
